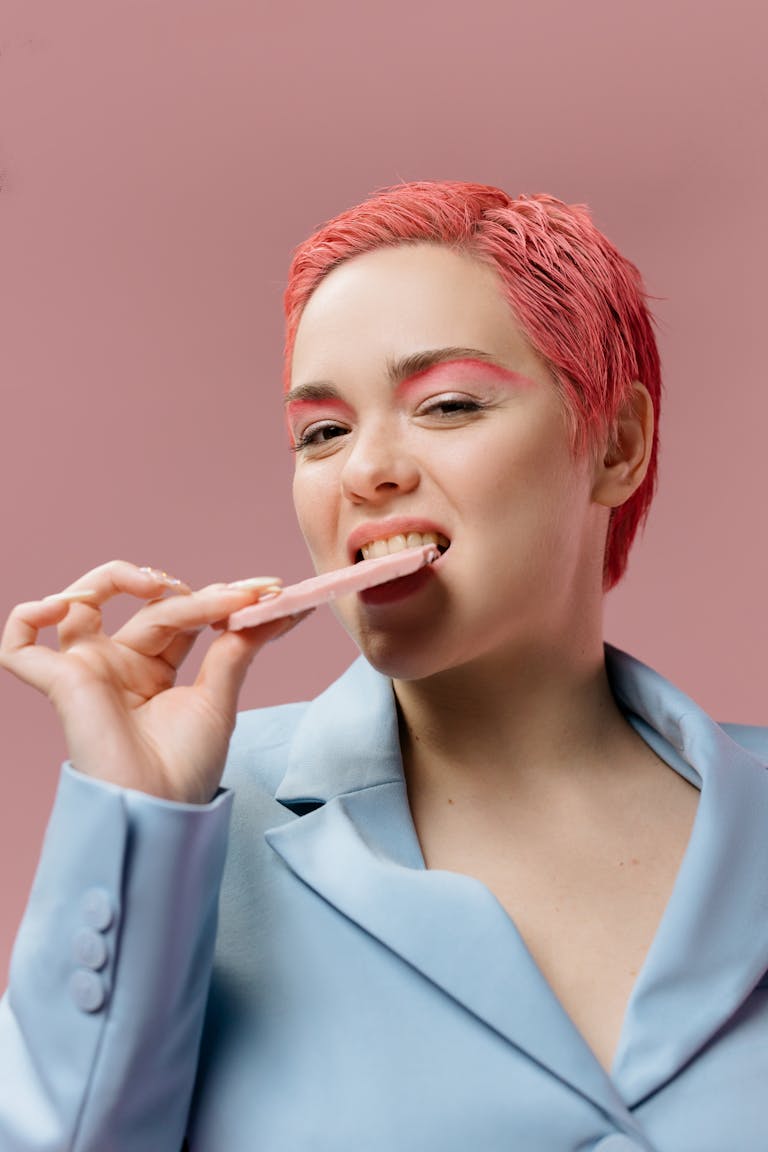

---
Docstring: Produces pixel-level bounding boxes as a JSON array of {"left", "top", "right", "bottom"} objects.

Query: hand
[{"left": 0, "top": 561, "right": 311, "bottom": 803}]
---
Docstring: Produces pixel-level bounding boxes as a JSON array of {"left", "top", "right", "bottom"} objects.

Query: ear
[{"left": 591, "top": 381, "right": 654, "bottom": 509}]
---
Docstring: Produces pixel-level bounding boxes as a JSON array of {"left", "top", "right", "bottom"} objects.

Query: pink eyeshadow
[
  {"left": 394, "top": 358, "right": 535, "bottom": 399},
  {"left": 285, "top": 396, "right": 354, "bottom": 441},
  {"left": 285, "top": 397, "right": 355, "bottom": 419},
  {"left": 285, "top": 358, "right": 534, "bottom": 441}
]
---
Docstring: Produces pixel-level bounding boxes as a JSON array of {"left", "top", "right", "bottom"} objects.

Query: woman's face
[{"left": 289, "top": 242, "right": 608, "bottom": 680}]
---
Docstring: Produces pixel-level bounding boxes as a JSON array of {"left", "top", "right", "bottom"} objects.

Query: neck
[{"left": 393, "top": 634, "right": 634, "bottom": 802}]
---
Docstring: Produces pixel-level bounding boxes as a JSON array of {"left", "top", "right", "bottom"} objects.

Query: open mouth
[{"left": 355, "top": 531, "right": 450, "bottom": 563}]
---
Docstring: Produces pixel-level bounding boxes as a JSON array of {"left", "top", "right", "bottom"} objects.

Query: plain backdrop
[{"left": 1, "top": 0, "right": 766, "bottom": 976}]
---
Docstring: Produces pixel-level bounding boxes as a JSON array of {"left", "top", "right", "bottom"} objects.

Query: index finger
[
  {"left": 49, "top": 562, "right": 193, "bottom": 644},
  {"left": 53, "top": 561, "right": 193, "bottom": 606},
  {"left": 0, "top": 559, "right": 187, "bottom": 661}
]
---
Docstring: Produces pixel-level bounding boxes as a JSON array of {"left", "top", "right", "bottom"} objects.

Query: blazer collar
[
  {"left": 274, "top": 655, "right": 404, "bottom": 805},
  {"left": 275, "top": 642, "right": 764, "bottom": 804},
  {"left": 604, "top": 646, "right": 768, "bottom": 1102},
  {"left": 270, "top": 644, "right": 768, "bottom": 1118}
]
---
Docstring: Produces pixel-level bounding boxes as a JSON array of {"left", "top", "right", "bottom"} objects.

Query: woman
[{"left": 1, "top": 182, "right": 766, "bottom": 1151}]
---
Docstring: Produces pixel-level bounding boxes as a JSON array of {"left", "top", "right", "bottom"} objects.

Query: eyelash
[
  {"left": 424, "top": 397, "right": 485, "bottom": 416},
  {"left": 290, "top": 396, "right": 487, "bottom": 453},
  {"left": 290, "top": 422, "right": 348, "bottom": 453}
]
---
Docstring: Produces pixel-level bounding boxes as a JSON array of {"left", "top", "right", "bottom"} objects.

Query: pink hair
[{"left": 282, "top": 181, "right": 662, "bottom": 591}]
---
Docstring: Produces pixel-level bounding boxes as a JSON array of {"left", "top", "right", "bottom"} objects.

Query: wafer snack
[{"left": 226, "top": 543, "right": 439, "bottom": 630}]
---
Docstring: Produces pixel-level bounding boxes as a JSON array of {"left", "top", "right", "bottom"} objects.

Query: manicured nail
[
  {"left": 226, "top": 577, "right": 283, "bottom": 591},
  {"left": 43, "top": 588, "right": 98, "bottom": 603},
  {"left": 139, "top": 567, "right": 184, "bottom": 587}
]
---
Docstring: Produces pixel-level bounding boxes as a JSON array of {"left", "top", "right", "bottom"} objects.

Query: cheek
[
  {"left": 459, "top": 432, "right": 585, "bottom": 545},
  {"left": 292, "top": 468, "right": 335, "bottom": 555},
  {"left": 452, "top": 435, "right": 546, "bottom": 514}
]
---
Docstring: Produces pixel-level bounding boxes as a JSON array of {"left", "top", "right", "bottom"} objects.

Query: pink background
[{"left": 1, "top": 0, "right": 766, "bottom": 975}]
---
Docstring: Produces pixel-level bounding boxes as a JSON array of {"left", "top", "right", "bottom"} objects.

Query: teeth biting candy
[{"left": 358, "top": 531, "right": 449, "bottom": 560}]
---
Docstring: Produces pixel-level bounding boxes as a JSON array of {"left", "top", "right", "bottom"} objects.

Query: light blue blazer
[{"left": 2, "top": 643, "right": 768, "bottom": 1151}]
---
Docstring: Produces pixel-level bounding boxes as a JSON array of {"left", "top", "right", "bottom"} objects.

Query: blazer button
[
  {"left": 72, "top": 928, "right": 108, "bottom": 971},
  {"left": 69, "top": 968, "right": 106, "bottom": 1013},
  {"left": 81, "top": 887, "right": 113, "bottom": 931}
]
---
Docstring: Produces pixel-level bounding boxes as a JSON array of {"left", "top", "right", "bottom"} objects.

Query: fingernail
[
  {"left": 43, "top": 588, "right": 98, "bottom": 603},
  {"left": 139, "top": 567, "right": 184, "bottom": 587},
  {"left": 226, "top": 577, "right": 283, "bottom": 591}
]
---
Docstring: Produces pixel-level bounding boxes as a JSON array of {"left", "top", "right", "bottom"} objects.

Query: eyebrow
[{"left": 284, "top": 346, "right": 505, "bottom": 406}]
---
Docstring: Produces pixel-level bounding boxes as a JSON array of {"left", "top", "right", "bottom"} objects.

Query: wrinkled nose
[{"left": 340, "top": 428, "right": 420, "bottom": 504}]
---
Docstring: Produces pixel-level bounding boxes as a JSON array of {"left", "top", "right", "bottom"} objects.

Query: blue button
[
  {"left": 69, "top": 969, "right": 106, "bottom": 1013},
  {"left": 72, "top": 928, "right": 108, "bottom": 971},
  {"left": 81, "top": 888, "right": 113, "bottom": 931}
]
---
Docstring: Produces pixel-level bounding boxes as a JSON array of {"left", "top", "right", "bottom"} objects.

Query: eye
[
  {"left": 291, "top": 421, "right": 349, "bottom": 453},
  {"left": 417, "top": 394, "right": 487, "bottom": 418}
]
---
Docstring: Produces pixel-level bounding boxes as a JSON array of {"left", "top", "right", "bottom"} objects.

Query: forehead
[{"left": 290, "top": 242, "right": 539, "bottom": 384}]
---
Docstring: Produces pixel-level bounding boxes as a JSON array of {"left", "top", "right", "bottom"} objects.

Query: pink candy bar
[{"left": 226, "top": 543, "right": 439, "bottom": 630}]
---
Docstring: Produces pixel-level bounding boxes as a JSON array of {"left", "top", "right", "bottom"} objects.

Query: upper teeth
[{"left": 360, "top": 531, "right": 449, "bottom": 561}]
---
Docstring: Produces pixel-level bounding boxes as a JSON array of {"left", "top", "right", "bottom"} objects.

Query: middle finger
[{"left": 113, "top": 580, "right": 283, "bottom": 659}]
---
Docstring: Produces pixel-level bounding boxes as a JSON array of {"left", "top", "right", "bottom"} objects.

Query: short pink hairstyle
[{"left": 282, "top": 181, "right": 661, "bottom": 592}]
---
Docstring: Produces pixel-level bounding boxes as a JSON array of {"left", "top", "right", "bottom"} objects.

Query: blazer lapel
[
  {"left": 269, "top": 656, "right": 643, "bottom": 1133},
  {"left": 274, "top": 656, "right": 405, "bottom": 804},
  {"left": 604, "top": 644, "right": 768, "bottom": 1104},
  {"left": 268, "top": 646, "right": 768, "bottom": 1119}
]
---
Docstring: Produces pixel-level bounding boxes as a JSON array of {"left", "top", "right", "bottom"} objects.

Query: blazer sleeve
[{"left": 0, "top": 762, "right": 233, "bottom": 1152}]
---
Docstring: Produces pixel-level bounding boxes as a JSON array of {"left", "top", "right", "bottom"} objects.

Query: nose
[{"left": 340, "top": 423, "right": 420, "bottom": 505}]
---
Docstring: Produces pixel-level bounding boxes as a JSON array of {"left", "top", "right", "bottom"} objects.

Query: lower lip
[{"left": 358, "top": 558, "right": 438, "bottom": 605}]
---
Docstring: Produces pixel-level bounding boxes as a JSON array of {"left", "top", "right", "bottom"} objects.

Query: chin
[
  {"left": 358, "top": 647, "right": 436, "bottom": 682},
  {"left": 330, "top": 588, "right": 496, "bottom": 683},
  {"left": 329, "top": 613, "right": 418, "bottom": 679},
  {"left": 341, "top": 619, "right": 462, "bottom": 683}
]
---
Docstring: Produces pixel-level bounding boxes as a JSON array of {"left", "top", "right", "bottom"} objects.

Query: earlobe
[{"left": 592, "top": 381, "right": 654, "bottom": 509}]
